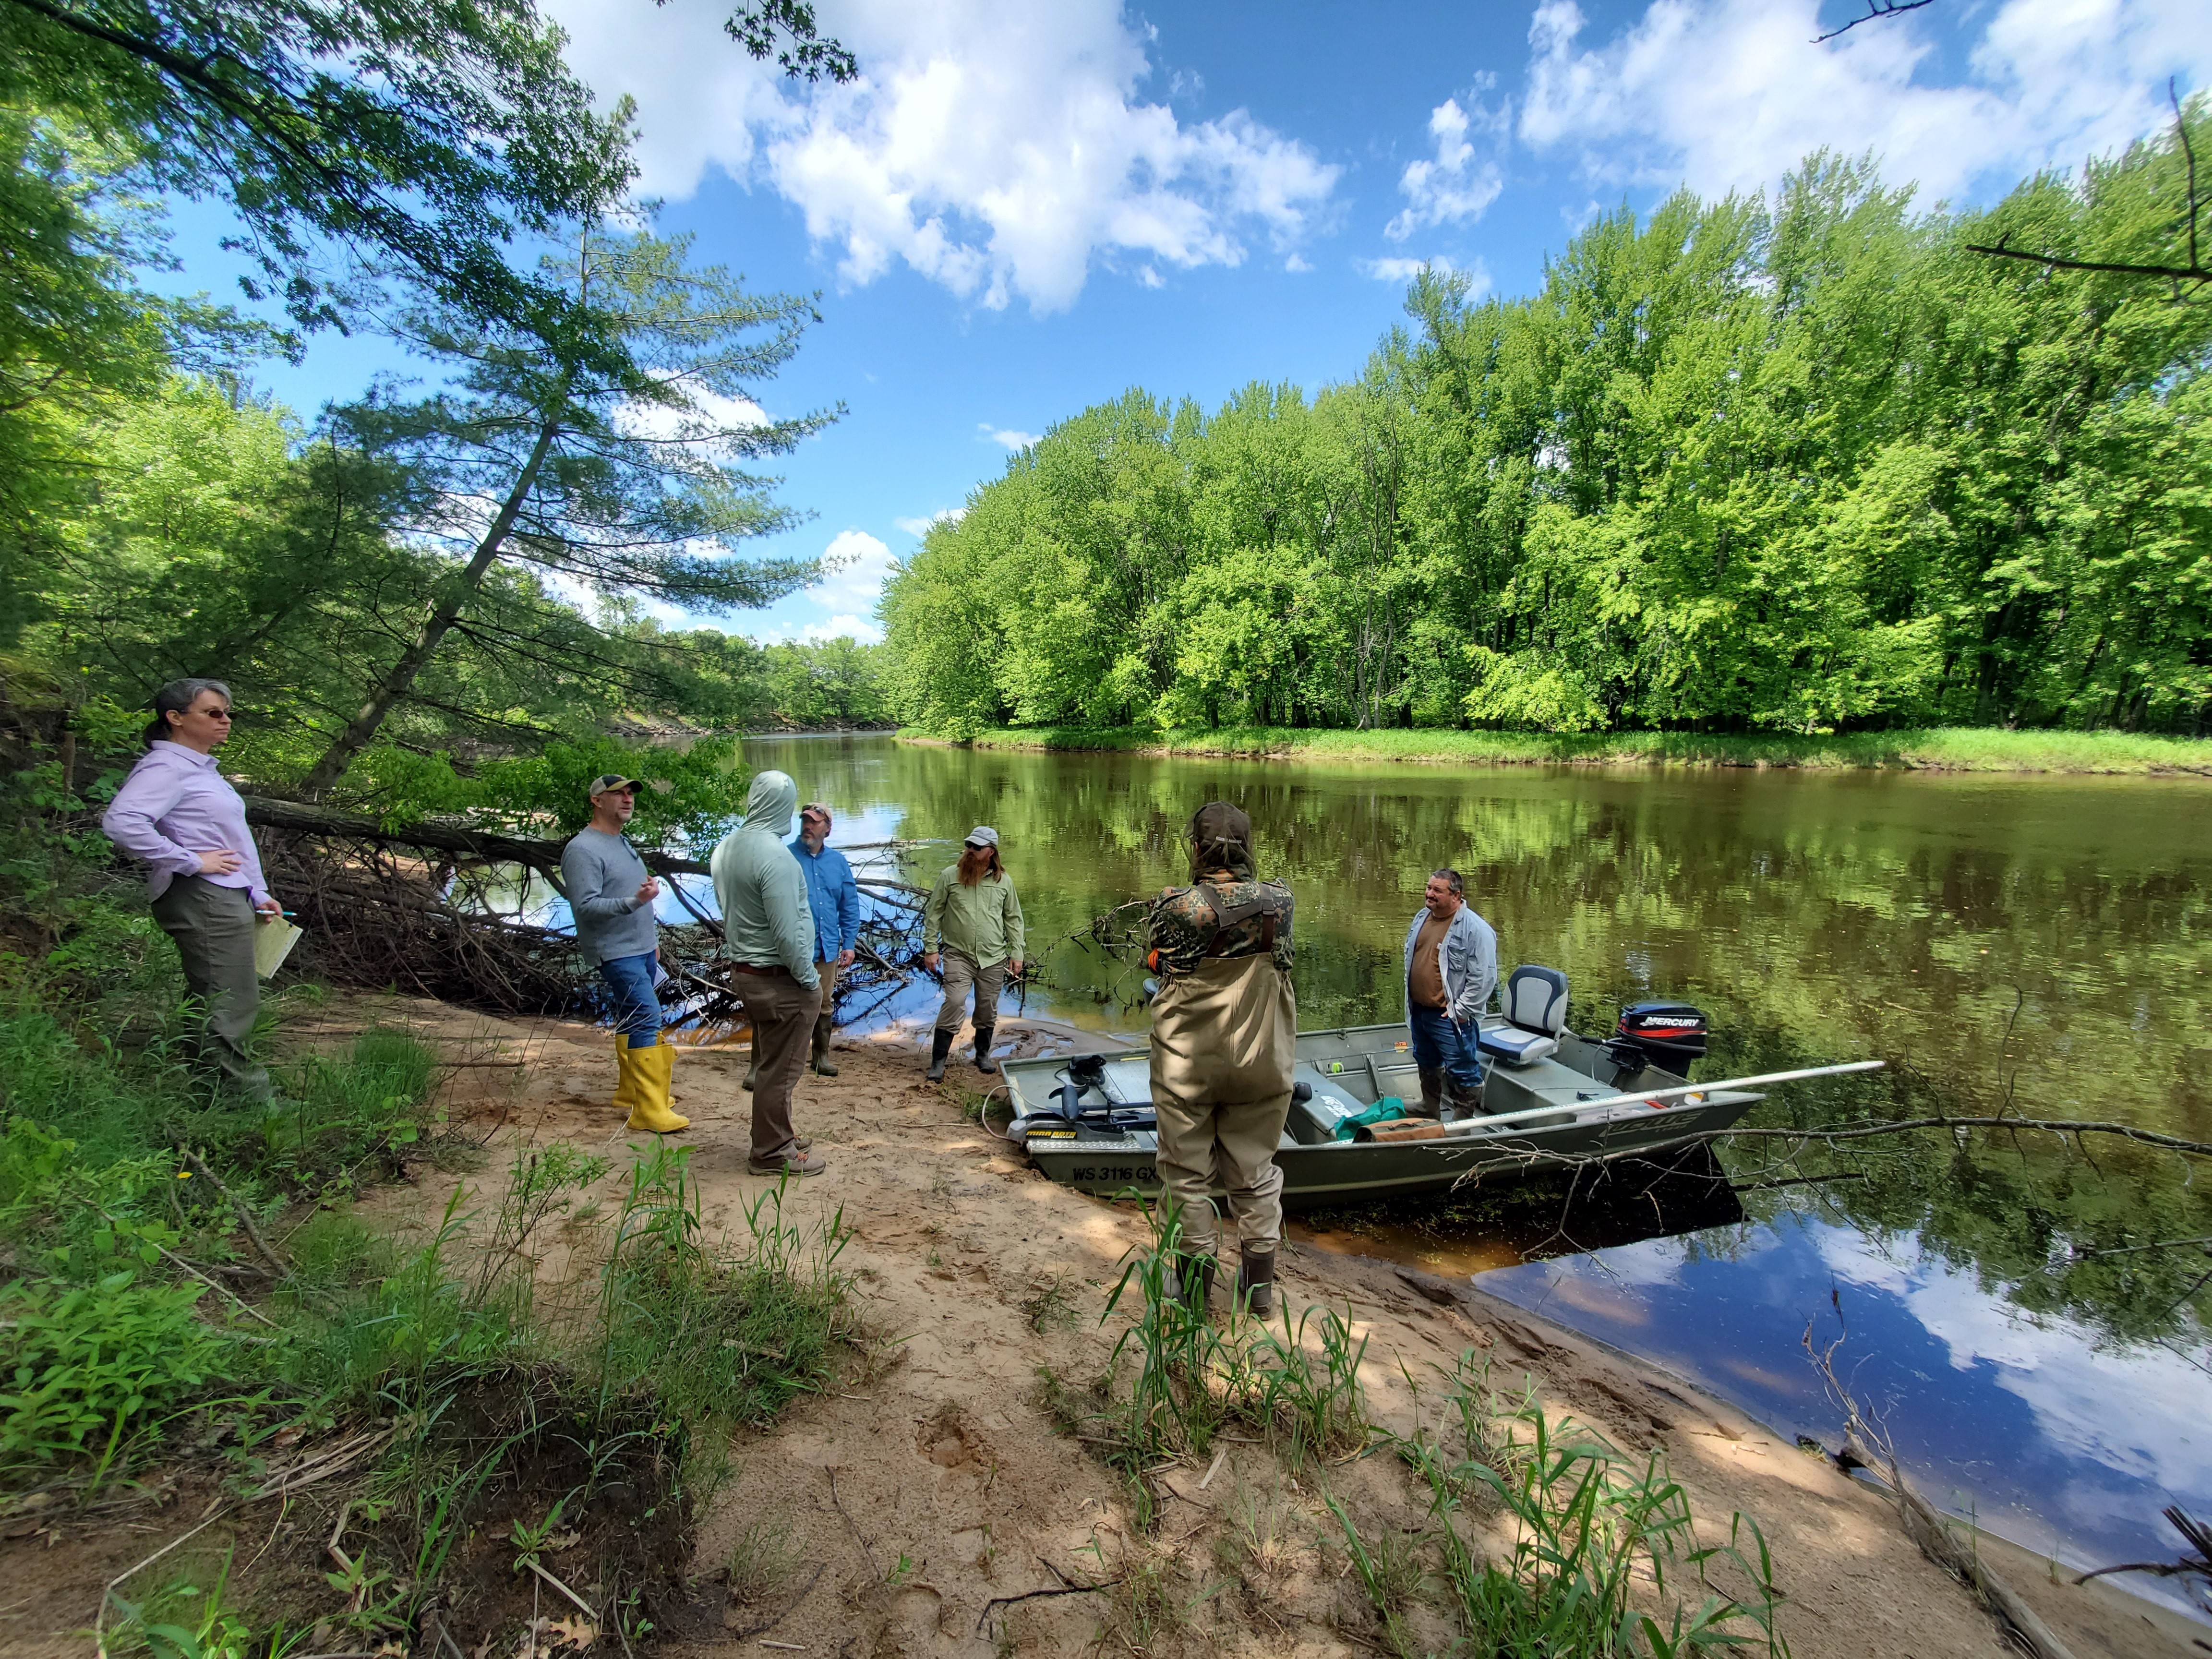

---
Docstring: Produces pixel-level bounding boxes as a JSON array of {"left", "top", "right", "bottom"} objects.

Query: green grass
[
  {"left": 594, "top": 1141, "right": 856, "bottom": 1428},
  {"left": 2, "top": 759, "right": 866, "bottom": 1656},
  {"left": 1385, "top": 1351, "right": 1790, "bottom": 1657},
  {"left": 1037, "top": 1205, "right": 1372, "bottom": 1526},
  {"left": 903, "top": 723, "right": 2212, "bottom": 775}
]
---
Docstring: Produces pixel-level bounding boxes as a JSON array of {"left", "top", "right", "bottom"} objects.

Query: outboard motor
[{"left": 1612, "top": 1002, "right": 1708, "bottom": 1076}]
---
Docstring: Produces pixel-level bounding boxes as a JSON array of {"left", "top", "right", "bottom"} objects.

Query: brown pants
[
  {"left": 1149, "top": 955, "right": 1296, "bottom": 1256},
  {"left": 934, "top": 950, "right": 1005, "bottom": 1033},
  {"left": 815, "top": 958, "right": 842, "bottom": 1017},
  {"left": 151, "top": 876, "right": 270, "bottom": 1098},
  {"left": 737, "top": 972, "right": 816, "bottom": 1164}
]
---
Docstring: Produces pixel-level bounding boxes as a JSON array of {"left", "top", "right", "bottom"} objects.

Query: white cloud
[
  {"left": 893, "top": 507, "right": 965, "bottom": 537},
  {"left": 1357, "top": 255, "right": 1492, "bottom": 299},
  {"left": 1387, "top": 91, "right": 1506, "bottom": 240},
  {"left": 980, "top": 422, "right": 1040, "bottom": 450},
  {"left": 1814, "top": 1227, "right": 2212, "bottom": 1573},
  {"left": 616, "top": 384, "right": 771, "bottom": 443},
  {"left": 1361, "top": 255, "right": 1447, "bottom": 283},
  {"left": 1283, "top": 252, "right": 1312, "bottom": 273},
  {"left": 1517, "top": 0, "right": 2212, "bottom": 205},
  {"left": 547, "top": 0, "right": 1341, "bottom": 313},
  {"left": 807, "top": 526, "right": 898, "bottom": 615},
  {"left": 750, "top": 612, "right": 887, "bottom": 645}
]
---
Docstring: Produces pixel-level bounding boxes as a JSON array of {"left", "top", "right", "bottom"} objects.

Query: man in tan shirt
[{"left": 1400, "top": 868, "right": 1496, "bottom": 1118}]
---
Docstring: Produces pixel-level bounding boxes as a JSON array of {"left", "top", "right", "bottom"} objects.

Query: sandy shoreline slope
[{"left": 10, "top": 990, "right": 2200, "bottom": 1659}]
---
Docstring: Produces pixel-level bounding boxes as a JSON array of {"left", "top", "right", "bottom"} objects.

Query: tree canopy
[
  {"left": 0, "top": 2, "right": 870, "bottom": 812},
  {"left": 0, "top": 0, "right": 632, "bottom": 333},
  {"left": 883, "top": 123, "right": 2212, "bottom": 739}
]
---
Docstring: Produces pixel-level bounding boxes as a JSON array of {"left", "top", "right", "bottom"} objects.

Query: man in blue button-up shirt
[{"left": 789, "top": 801, "right": 861, "bottom": 1078}]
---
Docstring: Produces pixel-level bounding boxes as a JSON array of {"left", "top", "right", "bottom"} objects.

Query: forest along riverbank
[
  {"left": 17, "top": 987, "right": 2195, "bottom": 1659},
  {"left": 901, "top": 725, "right": 2212, "bottom": 776}
]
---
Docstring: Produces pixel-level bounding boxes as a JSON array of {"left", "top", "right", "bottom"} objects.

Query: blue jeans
[
  {"left": 597, "top": 952, "right": 661, "bottom": 1046},
  {"left": 1407, "top": 1005, "right": 1483, "bottom": 1089}
]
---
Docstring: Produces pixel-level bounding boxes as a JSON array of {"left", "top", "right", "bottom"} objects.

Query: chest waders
[{"left": 1155, "top": 881, "right": 1294, "bottom": 1320}]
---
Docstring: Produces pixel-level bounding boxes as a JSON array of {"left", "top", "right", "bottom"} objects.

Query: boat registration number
[{"left": 1072, "top": 1164, "right": 1156, "bottom": 1185}]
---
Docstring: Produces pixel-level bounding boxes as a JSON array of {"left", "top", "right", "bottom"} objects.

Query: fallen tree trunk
[
  {"left": 239, "top": 795, "right": 934, "bottom": 1022},
  {"left": 242, "top": 796, "right": 710, "bottom": 879},
  {"left": 244, "top": 796, "right": 929, "bottom": 896}
]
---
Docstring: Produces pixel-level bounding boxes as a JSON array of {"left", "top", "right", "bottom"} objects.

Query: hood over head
[
  {"left": 743, "top": 769, "right": 799, "bottom": 837},
  {"left": 1186, "top": 801, "right": 1256, "bottom": 882}
]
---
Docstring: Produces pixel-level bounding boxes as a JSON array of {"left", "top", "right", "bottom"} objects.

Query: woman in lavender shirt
[{"left": 102, "top": 679, "right": 283, "bottom": 1097}]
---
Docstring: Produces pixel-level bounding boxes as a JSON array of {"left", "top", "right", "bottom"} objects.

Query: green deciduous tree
[{"left": 884, "top": 120, "right": 2212, "bottom": 737}]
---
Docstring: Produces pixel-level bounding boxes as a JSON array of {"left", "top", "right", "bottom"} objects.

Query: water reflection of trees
[
  {"left": 849, "top": 744, "right": 2208, "bottom": 1132},
  {"left": 785, "top": 739, "right": 2210, "bottom": 1347},
  {"left": 1712, "top": 1021, "right": 2211, "bottom": 1353}
]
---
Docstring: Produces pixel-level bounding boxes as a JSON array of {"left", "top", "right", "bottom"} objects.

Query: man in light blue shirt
[{"left": 790, "top": 801, "right": 860, "bottom": 1077}]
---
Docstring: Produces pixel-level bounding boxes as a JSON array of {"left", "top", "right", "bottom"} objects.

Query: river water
[{"left": 624, "top": 733, "right": 2212, "bottom": 1615}]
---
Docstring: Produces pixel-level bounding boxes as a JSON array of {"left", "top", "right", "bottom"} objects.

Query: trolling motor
[
  {"left": 1053, "top": 1052, "right": 1109, "bottom": 1118},
  {"left": 1607, "top": 1002, "right": 1709, "bottom": 1078}
]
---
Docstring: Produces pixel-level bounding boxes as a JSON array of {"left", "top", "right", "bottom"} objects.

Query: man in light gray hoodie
[{"left": 710, "top": 769, "right": 824, "bottom": 1176}]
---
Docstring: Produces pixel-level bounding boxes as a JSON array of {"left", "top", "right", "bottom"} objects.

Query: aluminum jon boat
[{"left": 1000, "top": 969, "right": 1776, "bottom": 1205}]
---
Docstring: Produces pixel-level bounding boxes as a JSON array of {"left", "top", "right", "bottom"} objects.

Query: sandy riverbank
[
  {"left": 425, "top": 995, "right": 2212, "bottom": 1658},
  {"left": 12, "top": 992, "right": 2201, "bottom": 1659}
]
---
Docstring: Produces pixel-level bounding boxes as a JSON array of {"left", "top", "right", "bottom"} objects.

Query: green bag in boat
[{"left": 1334, "top": 1096, "right": 1410, "bottom": 1142}]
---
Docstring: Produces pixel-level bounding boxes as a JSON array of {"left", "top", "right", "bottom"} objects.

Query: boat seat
[{"left": 1477, "top": 966, "right": 1569, "bottom": 1067}]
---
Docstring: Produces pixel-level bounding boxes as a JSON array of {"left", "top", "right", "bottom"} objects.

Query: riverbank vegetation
[
  {"left": 1037, "top": 1214, "right": 1792, "bottom": 1657},
  {"left": 883, "top": 119, "right": 2212, "bottom": 744},
  {"left": 0, "top": 770, "right": 860, "bottom": 1653},
  {"left": 923, "top": 723, "right": 2212, "bottom": 774}
]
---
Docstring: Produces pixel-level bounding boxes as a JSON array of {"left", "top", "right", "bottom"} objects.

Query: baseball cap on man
[
  {"left": 964, "top": 825, "right": 999, "bottom": 848},
  {"left": 587, "top": 773, "right": 645, "bottom": 798}
]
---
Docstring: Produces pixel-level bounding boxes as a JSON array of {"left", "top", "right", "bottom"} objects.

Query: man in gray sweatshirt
[
  {"left": 709, "top": 769, "right": 823, "bottom": 1176},
  {"left": 562, "top": 774, "right": 686, "bottom": 1133}
]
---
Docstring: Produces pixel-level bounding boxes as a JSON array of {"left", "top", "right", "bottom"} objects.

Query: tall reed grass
[
  {"left": 1041, "top": 1207, "right": 1373, "bottom": 1525},
  {"left": 1391, "top": 1353, "right": 1791, "bottom": 1657}
]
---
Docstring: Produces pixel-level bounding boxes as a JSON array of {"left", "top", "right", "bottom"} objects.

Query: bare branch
[
  {"left": 1962, "top": 237, "right": 2211, "bottom": 287},
  {"left": 1813, "top": 0, "right": 1936, "bottom": 45},
  {"left": 2171, "top": 77, "right": 2201, "bottom": 276},
  {"left": 1964, "top": 79, "right": 2211, "bottom": 292}
]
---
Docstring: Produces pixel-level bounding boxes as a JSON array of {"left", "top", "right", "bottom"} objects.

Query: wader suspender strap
[{"left": 1199, "top": 883, "right": 1283, "bottom": 958}]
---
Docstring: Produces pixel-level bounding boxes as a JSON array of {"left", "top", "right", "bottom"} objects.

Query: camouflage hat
[
  {"left": 1187, "top": 801, "right": 1254, "bottom": 879},
  {"left": 587, "top": 773, "right": 645, "bottom": 798}
]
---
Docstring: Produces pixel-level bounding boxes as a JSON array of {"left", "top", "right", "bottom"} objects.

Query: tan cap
[{"left": 587, "top": 773, "right": 645, "bottom": 798}]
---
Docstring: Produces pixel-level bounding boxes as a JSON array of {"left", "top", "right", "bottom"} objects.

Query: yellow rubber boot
[
  {"left": 624, "top": 1041, "right": 689, "bottom": 1134},
  {"left": 612, "top": 1035, "right": 644, "bottom": 1117}
]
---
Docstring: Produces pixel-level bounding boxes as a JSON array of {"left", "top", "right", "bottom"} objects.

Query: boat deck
[{"left": 1004, "top": 1018, "right": 1759, "bottom": 1202}]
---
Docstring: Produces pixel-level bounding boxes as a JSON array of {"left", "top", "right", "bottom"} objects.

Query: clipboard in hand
[{"left": 254, "top": 914, "right": 303, "bottom": 979}]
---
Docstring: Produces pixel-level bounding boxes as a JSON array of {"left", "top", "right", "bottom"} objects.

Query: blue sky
[{"left": 176, "top": 0, "right": 2209, "bottom": 646}]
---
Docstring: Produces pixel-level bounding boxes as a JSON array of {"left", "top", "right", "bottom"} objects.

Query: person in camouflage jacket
[
  {"left": 1145, "top": 865, "right": 1295, "bottom": 978},
  {"left": 1144, "top": 801, "right": 1296, "bottom": 1319}
]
